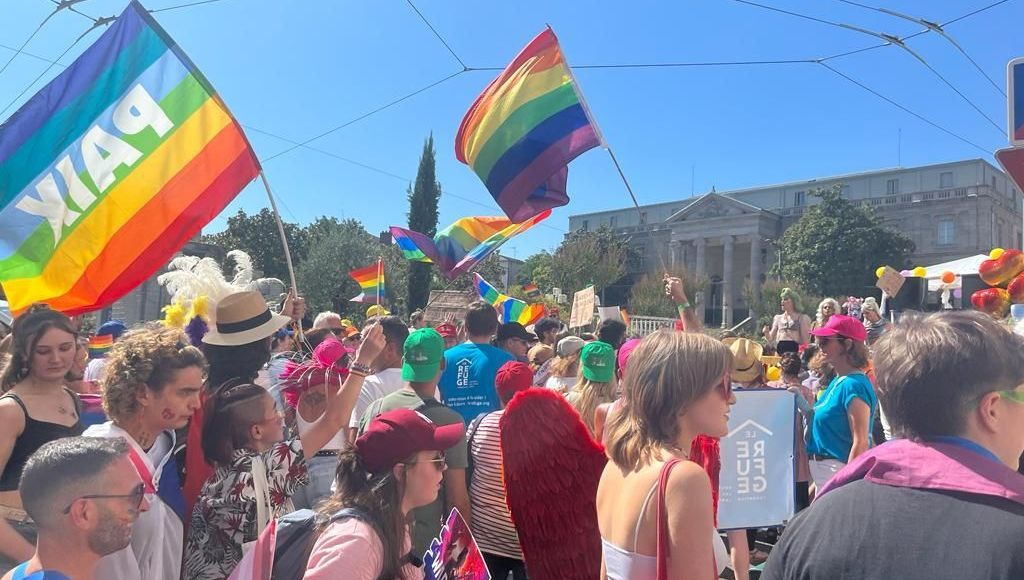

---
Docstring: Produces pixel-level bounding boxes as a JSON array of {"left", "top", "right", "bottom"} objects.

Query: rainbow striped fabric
[
  {"left": 0, "top": 2, "right": 259, "bottom": 315},
  {"left": 349, "top": 259, "right": 385, "bottom": 304},
  {"left": 522, "top": 283, "right": 541, "bottom": 300},
  {"left": 474, "top": 273, "right": 546, "bottom": 326},
  {"left": 87, "top": 334, "right": 114, "bottom": 359},
  {"left": 390, "top": 210, "right": 550, "bottom": 280},
  {"left": 455, "top": 27, "right": 601, "bottom": 222}
]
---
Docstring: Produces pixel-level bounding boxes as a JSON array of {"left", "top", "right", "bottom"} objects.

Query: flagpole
[
  {"left": 377, "top": 257, "right": 383, "bottom": 306},
  {"left": 258, "top": 171, "right": 299, "bottom": 294},
  {"left": 558, "top": 27, "right": 668, "bottom": 273}
]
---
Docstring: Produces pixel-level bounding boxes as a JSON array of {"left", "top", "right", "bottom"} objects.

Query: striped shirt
[{"left": 467, "top": 410, "right": 523, "bottom": 560}]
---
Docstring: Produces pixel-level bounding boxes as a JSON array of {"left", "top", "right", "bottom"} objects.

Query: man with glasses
[
  {"left": 6, "top": 437, "right": 147, "bottom": 580},
  {"left": 763, "top": 310, "right": 1024, "bottom": 580},
  {"left": 494, "top": 323, "right": 536, "bottom": 362}
]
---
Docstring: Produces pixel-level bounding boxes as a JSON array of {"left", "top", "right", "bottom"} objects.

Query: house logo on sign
[
  {"left": 455, "top": 358, "right": 472, "bottom": 389},
  {"left": 728, "top": 419, "right": 773, "bottom": 495}
]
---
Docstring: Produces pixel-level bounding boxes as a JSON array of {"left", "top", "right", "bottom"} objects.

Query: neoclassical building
[{"left": 568, "top": 159, "right": 1023, "bottom": 327}]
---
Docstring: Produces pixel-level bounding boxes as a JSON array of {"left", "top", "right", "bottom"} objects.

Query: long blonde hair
[
  {"left": 547, "top": 352, "right": 580, "bottom": 378},
  {"left": 605, "top": 329, "right": 731, "bottom": 470},
  {"left": 568, "top": 377, "right": 616, "bottom": 436}
]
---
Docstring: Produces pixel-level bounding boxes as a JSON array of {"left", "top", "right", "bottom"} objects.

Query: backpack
[{"left": 271, "top": 506, "right": 371, "bottom": 580}]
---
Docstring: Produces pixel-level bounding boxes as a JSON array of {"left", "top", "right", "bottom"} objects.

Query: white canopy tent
[{"left": 922, "top": 254, "right": 988, "bottom": 291}]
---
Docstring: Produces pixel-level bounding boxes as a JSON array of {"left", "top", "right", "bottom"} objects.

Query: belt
[
  {"left": 0, "top": 504, "right": 33, "bottom": 524},
  {"left": 314, "top": 449, "right": 340, "bottom": 458}
]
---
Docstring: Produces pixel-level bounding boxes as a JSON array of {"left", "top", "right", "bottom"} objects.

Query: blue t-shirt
[
  {"left": 439, "top": 342, "right": 514, "bottom": 423},
  {"left": 807, "top": 372, "right": 876, "bottom": 462},
  {"left": 9, "top": 563, "right": 71, "bottom": 580}
]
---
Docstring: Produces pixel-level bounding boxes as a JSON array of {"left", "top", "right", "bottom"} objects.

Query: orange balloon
[{"left": 941, "top": 271, "right": 955, "bottom": 284}]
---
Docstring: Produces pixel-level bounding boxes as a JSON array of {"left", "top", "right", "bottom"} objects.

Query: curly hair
[
  {"left": 1, "top": 304, "right": 78, "bottom": 391},
  {"left": 102, "top": 324, "right": 206, "bottom": 422},
  {"left": 780, "top": 288, "right": 802, "bottom": 312},
  {"left": 815, "top": 298, "right": 841, "bottom": 327}
]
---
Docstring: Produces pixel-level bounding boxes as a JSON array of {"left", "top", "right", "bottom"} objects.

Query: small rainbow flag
[
  {"left": 0, "top": 2, "right": 259, "bottom": 315},
  {"left": 523, "top": 283, "right": 541, "bottom": 300},
  {"left": 455, "top": 27, "right": 601, "bottom": 222},
  {"left": 390, "top": 210, "right": 550, "bottom": 280},
  {"left": 88, "top": 335, "right": 114, "bottom": 359},
  {"left": 474, "top": 273, "right": 545, "bottom": 326},
  {"left": 349, "top": 259, "right": 385, "bottom": 304}
]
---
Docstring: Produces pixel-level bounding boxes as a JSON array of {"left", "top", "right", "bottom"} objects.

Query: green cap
[
  {"left": 402, "top": 328, "right": 445, "bottom": 382},
  {"left": 580, "top": 341, "right": 615, "bottom": 382}
]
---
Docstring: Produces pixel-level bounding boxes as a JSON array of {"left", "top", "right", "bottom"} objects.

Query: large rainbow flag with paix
[{"left": 0, "top": 1, "right": 259, "bottom": 315}]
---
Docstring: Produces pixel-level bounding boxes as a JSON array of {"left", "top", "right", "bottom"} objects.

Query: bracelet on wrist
[
  {"left": 676, "top": 301, "right": 691, "bottom": 312},
  {"left": 349, "top": 362, "right": 373, "bottom": 377}
]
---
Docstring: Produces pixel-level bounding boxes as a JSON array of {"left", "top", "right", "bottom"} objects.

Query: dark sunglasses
[
  {"left": 63, "top": 482, "right": 146, "bottom": 514},
  {"left": 404, "top": 452, "right": 446, "bottom": 470}
]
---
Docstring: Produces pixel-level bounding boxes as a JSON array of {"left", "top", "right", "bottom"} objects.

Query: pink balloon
[
  {"left": 900, "top": 270, "right": 912, "bottom": 277},
  {"left": 953, "top": 288, "right": 962, "bottom": 299}
]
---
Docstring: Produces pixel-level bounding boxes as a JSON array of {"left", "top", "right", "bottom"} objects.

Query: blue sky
[{"left": 1, "top": 0, "right": 1017, "bottom": 258}]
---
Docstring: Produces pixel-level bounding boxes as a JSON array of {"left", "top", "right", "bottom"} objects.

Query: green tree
[
  {"left": 406, "top": 135, "right": 442, "bottom": 312},
  {"left": 773, "top": 185, "right": 914, "bottom": 297},
  {"left": 202, "top": 208, "right": 307, "bottom": 284},
  {"left": 515, "top": 251, "right": 554, "bottom": 289},
  {"left": 628, "top": 268, "right": 708, "bottom": 318},
  {"left": 550, "top": 226, "right": 635, "bottom": 296}
]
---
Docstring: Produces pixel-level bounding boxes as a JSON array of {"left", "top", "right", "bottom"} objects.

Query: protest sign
[
  {"left": 876, "top": 266, "right": 906, "bottom": 298},
  {"left": 423, "top": 508, "right": 491, "bottom": 580},
  {"left": 568, "top": 286, "right": 596, "bottom": 328},
  {"left": 717, "top": 389, "right": 797, "bottom": 529}
]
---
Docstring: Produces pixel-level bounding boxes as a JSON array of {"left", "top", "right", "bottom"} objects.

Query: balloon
[
  {"left": 953, "top": 288, "right": 962, "bottom": 299},
  {"left": 875, "top": 266, "right": 886, "bottom": 279},
  {"left": 941, "top": 271, "right": 955, "bottom": 284},
  {"left": 990, "top": 248, "right": 1005, "bottom": 260},
  {"left": 766, "top": 366, "right": 781, "bottom": 381},
  {"left": 912, "top": 267, "right": 927, "bottom": 278},
  {"left": 900, "top": 270, "right": 912, "bottom": 277}
]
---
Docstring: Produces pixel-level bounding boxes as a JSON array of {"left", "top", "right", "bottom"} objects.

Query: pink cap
[
  {"left": 810, "top": 314, "right": 867, "bottom": 342},
  {"left": 617, "top": 338, "right": 643, "bottom": 378}
]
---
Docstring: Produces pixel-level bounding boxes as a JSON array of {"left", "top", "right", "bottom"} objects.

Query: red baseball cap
[
  {"left": 495, "top": 361, "right": 533, "bottom": 401},
  {"left": 810, "top": 314, "right": 867, "bottom": 342},
  {"left": 436, "top": 323, "right": 457, "bottom": 338},
  {"left": 355, "top": 409, "right": 464, "bottom": 474}
]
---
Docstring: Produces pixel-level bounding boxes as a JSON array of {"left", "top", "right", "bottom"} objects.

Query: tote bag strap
[{"left": 655, "top": 458, "right": 683, "bottom": 580}]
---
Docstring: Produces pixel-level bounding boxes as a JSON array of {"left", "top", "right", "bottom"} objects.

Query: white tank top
[
  {"left": 295, "top": 410, "right": 347, "bottom": 451},
  {"left": 602, "top": 477, "right": 729, "bottom": 579}
]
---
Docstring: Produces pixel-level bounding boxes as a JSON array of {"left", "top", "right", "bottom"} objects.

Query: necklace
[{"left": 665, "top": 444, "right": 691, "bottom": 460}]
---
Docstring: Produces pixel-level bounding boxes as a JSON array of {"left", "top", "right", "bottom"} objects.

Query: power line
[
  {"left": 0, "top": 42, "right": 69, "bottom": 68},
  {"left": 49, "top": 0, "right": 100, "bottom": 23},
  {"left": 261, "top": 69, "right": 466, "bottom": 162},
  {"left": 149, "top": 0, "right": 233, "bottom": 14},
  {"left": 404, "top": 0, "right": 468, "bottom": 70},
  {"left": 0, "top": 30, "right": 91, "bottom": 118},
  {"left": 818, "top": 62, "right": 991, "bottom": 155}
]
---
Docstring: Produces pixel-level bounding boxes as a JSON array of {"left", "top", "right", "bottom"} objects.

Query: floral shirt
[{"left": 183, "top": 439, "right": 308, "bottom": 580}]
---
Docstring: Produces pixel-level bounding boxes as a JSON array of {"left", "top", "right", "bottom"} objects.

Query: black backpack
[{"left": 272, "top": 506, "right": 370, "bottom": 580}]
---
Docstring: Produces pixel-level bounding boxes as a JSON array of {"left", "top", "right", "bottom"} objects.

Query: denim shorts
[{"left": 291, "top": 453, "right": 340, "bottom": 510}]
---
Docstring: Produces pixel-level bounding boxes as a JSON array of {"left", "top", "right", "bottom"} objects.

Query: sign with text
[
  {"left": 717, "top": 389, "right": 797, "bottom": 530},
  {"left": 568, "top": 285, "right": 596, "bottom": 328},
  {"left": 875, "top": 266, "right": 906, "bottom": 298}
]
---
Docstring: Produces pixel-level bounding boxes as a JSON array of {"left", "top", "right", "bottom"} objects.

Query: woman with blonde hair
[
  {"left": 811, "top": 298, "right": 841, "bottom": 337},
  {"left": 544, "top": 336, "right": 585, "bottom": 393},
  {"left": 566, "top": 341, "right": 617, "bottom": 437},
  {"left": 763, "top": 289, "right": 811, "bottom": 355},
  {"left": 598, "top": 330, "right": 733, "bottom": 579}
]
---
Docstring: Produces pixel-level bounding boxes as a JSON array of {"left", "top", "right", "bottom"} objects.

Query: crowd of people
[{"left": 0, "top": 275, "right": 1022, "bottom": 580}]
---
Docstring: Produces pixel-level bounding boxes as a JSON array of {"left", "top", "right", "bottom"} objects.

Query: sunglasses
[
  {"left": 63, "top": 482, "right": 146, "bottom": 514},
  {"left": 998, "top": 389, "right": 1024, "bottom": 404},
  {"left": 404, "top": 452, "right": 446, "bottom": 470}
]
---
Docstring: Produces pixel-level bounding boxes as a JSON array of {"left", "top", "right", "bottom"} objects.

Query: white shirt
[
  {"left": 84, "top": 422, "right": 183, "bottom": 580},
  {"left": 83, "top": 358, "right": 109, "bottom": 383},
  {"left": 349, "top": 368, "right": 405, "bottom": 428}
]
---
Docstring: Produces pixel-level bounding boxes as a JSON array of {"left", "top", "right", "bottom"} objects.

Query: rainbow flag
[
  {"left": 455, "top": 27, "right": 601, "bottom": 222},
  {"left": 349, "top": 259, "right": 385, "bottom": 304},
  {"left": 0, "top": 2, "right": 259, "bottom": 315},
  {"left": 474, "top": 273, "right": 545, "bottom": 326},
  {"left": 390, "top": 210, "right": 550, "bottom": 280},
  {"left": 523, "top": 283, "right": 541, "bottom": 300},
  {"left": 87, "top": 334, "right": 114, "bottom": 359}
]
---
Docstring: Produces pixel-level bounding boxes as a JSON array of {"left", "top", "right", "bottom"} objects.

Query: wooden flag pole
[{"left": 258, "top": 170, "right": 298, "bottom": 294}]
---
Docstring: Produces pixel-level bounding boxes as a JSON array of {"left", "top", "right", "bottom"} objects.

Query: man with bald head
[{"left": 3, "top": 437, "right": 148, "bottom": 580}]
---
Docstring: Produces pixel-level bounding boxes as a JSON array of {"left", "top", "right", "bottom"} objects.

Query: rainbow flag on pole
[
  {"left": 349, "top": 259, "right": 385, "bottom": 304},
  {"left": 474, "top": 273, "right": 545, "bottom": 326},
  {"left": 0, "top": 1, "right": 259, "bottom": 315},
  {"left": 455, "top": 27, "right": 601, "bottom": 222},
  {"left": 87, "top": 334, "right": 114, "bottom": 359},
  {"left": 390, "top": 210, "right": 549, "bottom": 280}
]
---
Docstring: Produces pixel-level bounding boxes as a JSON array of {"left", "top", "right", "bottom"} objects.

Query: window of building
[
  {"left": 937, "top": 219, "right": 955, "bottom": 246},
  {"left": 793, "top": 191, "right": 805, "bottom": 206},
  {"left": 992, "top": 176, "right": 997, "bottom": 191},
  {"left": 581, "top": 219, "right": 589, "bottom": 231},
  {"left": 885, "top": 196, "right": 897, "bottom": 205},
  {"left": 938, "top": 191, "right": 951, "bottom": 199},
  {"left": 923, "top": 192, "right": 935, "bottom": 200},
  {"left": 940, "top": 172, "right": 953, "bottom": 188},
  {"left": 609, "top": 216, "right": 617, "bottom": 228},
  {"left": 900, "top": 194, "right": 912, "bottom": 203},
  {"left": 887, "top": 179, "right": 900, "bottom": 194},
  {"left": 640, "top": 212, "right": 647, "bottom": 224}
]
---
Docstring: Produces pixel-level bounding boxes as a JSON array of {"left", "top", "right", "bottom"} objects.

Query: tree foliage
[
  {"left": 549, "top": 226, "right": 635, "bottom": 296},
  {"left": 406, "top": 135, "right": 442, "bottom": 312},
  {"left": 202, "top": 208, "right": 307, "bottom": 284},
  {"left": 628, "top": 268, "right": 708, "bottom": 318},
  {"left": 773, "top": 185, "right": 914, "bottom": 297},
  {"left": 515, "top": 251, "right": 554, "bottom": 290}
]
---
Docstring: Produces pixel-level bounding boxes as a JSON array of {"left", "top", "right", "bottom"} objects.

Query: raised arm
[{"left": 665, "top": 275, "right": 702, "bottom": 333}]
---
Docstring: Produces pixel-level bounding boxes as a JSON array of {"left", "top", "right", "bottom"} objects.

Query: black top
[
  {"left": 762, "top": 479, "right": 1024, "bottom": 580},
  {"left": 0, "top": 389, "right": 84, "bottom": 491}
]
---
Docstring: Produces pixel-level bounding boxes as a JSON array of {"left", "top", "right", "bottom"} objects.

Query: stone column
[
  {"left": 722, "top": 235, "right": 734, "bottom": 328},
  {"left": 749, "top": 234, "right": 762, "bottom": 325},
  {"left": 670, "top": 241, "right": 681, "bottom": 269},
  {"left": 694, "top": 238, "right": 706, "bottom": 279}
]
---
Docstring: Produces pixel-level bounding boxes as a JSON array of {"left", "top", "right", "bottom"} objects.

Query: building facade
[{"left": 568, "top": 159, "right": 1023, "bottom": 327}]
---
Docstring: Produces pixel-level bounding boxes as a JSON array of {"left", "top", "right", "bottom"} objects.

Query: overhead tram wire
[
  {"left": 730, "top": 0, "right": 1004, "bottom": 134},
  {"left": 836, "top": 0, "right": 1009, "bottom": 97},
  {"left": 149, "top": 0, "right": 235, "bottom": 14},
  {"left": 0, "top": 0, "right": 73, "bottom": 78},
  {"left": 404, "top": 0, "right": 469, "bottom": 71},
  {"left": 0, "top": 43, "right": 69, "bottom": 68}
]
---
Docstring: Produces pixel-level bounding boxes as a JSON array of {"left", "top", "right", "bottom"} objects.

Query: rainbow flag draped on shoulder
[
  {"left": 390, "top": 210, "right": 550, "bottom": 280},
  {"left": 474, "top": 273, "right": 545, "bottom": 326},
  {"left": 0, "top": 1, "right": 259, "bottom": 315},
  {"left": 455, "top": 27, "right": 601, "bottom": 222},
  {"left": 349, "top": 259, "right": 385, "bottom": 304}
]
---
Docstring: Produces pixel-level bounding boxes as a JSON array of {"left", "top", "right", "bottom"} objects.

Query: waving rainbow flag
[
  {"left": 455, "top": 27, "right": 601, "bottom": 222},
  {"left": 390, "top": 210, "right": 550, "bottom": 280},
  {"left": 474, "top": 273, "right": 545, "bottom": 326},
  {"left": 349, "top": 259, "right": 384, "bottom": 304},
  {"left": 0, "top": 1, "right": 259, "bottom": 315}
]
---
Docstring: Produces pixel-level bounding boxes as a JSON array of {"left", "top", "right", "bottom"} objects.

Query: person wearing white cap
[{"left": 543, "top": 336, "right": 585, "bottom": 393}]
